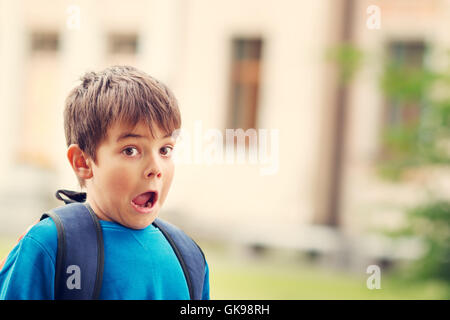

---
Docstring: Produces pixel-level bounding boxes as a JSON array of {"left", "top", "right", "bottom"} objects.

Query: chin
[{"left": 127, "top": 214, "right": 158, "bottom": 230}]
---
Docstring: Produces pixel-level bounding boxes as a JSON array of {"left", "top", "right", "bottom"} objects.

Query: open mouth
[{"left": 131, "top": 191, "right": 158, "bottom": 209}]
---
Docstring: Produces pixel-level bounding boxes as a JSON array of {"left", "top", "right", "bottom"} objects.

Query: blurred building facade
[{"left": 0, "top": 0, "right": 448, "bottom": 268}]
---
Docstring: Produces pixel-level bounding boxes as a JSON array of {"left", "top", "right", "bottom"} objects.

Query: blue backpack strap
[
  {"left": 153, "top": 218, "right": 206, "bottom": 300},
  {"left": 40, "top": 202, "right": 104, "bottom": 300}
]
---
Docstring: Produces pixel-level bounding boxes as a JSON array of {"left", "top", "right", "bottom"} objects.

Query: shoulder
[
  {"left": 0, "top": 218, "right": 57, "bottom": 299},
  {"left": 154, "top": 218, "right": 195, "bottom": 241},
  {"left": 154, "top": 219, "right": 203, "bottom": 250},
  {"left": 23, "top": 217, "right": 58, "bottom": 260},
  {"left": 154, "top": 218, "right": 206, "bottom": 263}
]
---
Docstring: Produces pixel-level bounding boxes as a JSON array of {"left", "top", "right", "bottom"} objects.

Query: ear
[{"left": 67, "top": 144, "right": 93, "bottom": 180}]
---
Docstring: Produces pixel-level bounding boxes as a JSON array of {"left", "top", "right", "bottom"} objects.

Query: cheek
[
  {"left": 159, "top": 163, "right": 175, "bottom": 204},
  {"left": 103, "top": 165, "right": 135, "bottom": 199}
]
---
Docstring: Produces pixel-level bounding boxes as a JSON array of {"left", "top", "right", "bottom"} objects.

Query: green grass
[{"left": 201, "top": 242, "right": 447, "bottom": 300}]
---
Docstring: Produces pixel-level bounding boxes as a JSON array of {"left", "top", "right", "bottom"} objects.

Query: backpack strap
[
  {"left": 40, "top": 202, "right": 104, "bottom": 300},
  {"left": 55, "top": 189, "right": 86, "bottom": 204},
  {"left": 153, "top": 218, "right": 206, "bottom": 300}
]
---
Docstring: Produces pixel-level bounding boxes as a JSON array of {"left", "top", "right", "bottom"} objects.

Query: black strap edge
[
  {"left": 194, "top": 241, "right": 206, "bottom": 263},
  {"left": 190, "top": 238, "right": 206, "bottom": 296},
  {"left": 55, "top": 189, "right": 87, "bottom": 205},
  {"left": 83, "top": 203, "right": 104, "bottom": 300},
  {"left": 153, "top": 220, "right": 195, "bottom": 300},
  {"left": 41, "top": 211, "right": 65, "bottom": 300}
]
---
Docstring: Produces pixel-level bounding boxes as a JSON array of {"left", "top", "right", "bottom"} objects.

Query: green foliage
[
  {"left": 329, "top": 43, "right": 450, "bottom": 298},
  {"left": 380, "top": 63, "right": 436, "bottom": 103},
  {"left": 385, "top": 201, "right": 450, "bottom": 298},
  {"left": 378, "top": 48, "right": 450, "bottom": 298},
  {"left": 407, "top": 202, "right": 450, "bottom": 281},
  {"left": 326, "top": 44, "right": 364, "bottom": 84},
  {"left": 378, "top": 55, "right": 450, "bottom": 175}
]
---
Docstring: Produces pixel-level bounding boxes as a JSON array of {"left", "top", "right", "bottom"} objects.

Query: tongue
[{"left": 133, "top": 192, "right": 152, "bottom": 206}]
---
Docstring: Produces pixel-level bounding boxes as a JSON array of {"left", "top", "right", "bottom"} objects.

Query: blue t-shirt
[{"left": 0, "top": 218, "right": 210, "bottom": 300}]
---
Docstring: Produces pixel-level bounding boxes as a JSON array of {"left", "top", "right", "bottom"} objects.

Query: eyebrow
[{"left": 117, "top": 132, "right": 173, "bottom": 142}]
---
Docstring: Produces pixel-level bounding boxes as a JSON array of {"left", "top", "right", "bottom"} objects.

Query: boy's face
[{"left": 85, "top": 120, "right": 177, "bottom": 229}]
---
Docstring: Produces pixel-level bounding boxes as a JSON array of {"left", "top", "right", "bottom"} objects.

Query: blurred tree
[
  {"left": 326, "top": 43, "right": 363, "bottom": 85},
  {"left": 329, "top": 43, "right": 450, "bottom": 298},
  {"left": 396, "top": 201, "right": 450, "bottom": 298},
  {"left": 380, "top": 46, "right": 450, "bottom": 298},
  {"left": 378, "top": 45, "right": 450, "bottom": 180}
]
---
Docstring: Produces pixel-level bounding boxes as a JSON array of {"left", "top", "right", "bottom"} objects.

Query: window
[
  {"left": 228, "top": 38, "right": 263, "bottom": 130},
  {"left": 379, "top": 40, "right": 426, "bottom": 160},
  {"left": 384, "top": 41, "right": 425, "bottom": 127},
  {"left": 226, "top": 38, "right": 263, "bottom": 152},
  {"left": 16, "top": 31, "right": 61, "bottom": 169},
  {"left": 107, "top": 33, "right": 138, "bottom": 66},
  {"left": 108, "top": 33, "right": 138, "bottom": 55},
  {"left": 30, "top": 31, "right": 59, "bottom": 52}
]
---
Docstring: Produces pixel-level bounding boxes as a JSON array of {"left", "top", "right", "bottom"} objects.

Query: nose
[
  {"left": 146, "top": 170, "right": 162, "bottom": 179},
  {"left": 144, "top": 153, "right": 162, "bottom": 179}
]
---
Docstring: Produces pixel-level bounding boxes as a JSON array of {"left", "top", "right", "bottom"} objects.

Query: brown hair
[{"left": 64, "top": 65, "right": 181, "bottom": 188}]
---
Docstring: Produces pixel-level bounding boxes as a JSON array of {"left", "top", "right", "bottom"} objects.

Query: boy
[{"left": 0, "top": 65, "right": 210, "bottom": 300}]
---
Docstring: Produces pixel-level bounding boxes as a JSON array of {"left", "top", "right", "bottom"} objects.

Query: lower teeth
[{"left": 134, "top": 202, "right": 151, "bottom": 209}]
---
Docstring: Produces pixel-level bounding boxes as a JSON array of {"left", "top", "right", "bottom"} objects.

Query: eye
[
  {"left": 160, "top": 145, "right": 173, "bottom": 157},
  {"left": 122, "top": 146, "right": 139, "bottom": 157}
]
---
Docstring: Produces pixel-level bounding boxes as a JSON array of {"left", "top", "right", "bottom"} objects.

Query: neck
[{"left": 85, "top": 193, "right": 112, "bottom": 222}]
